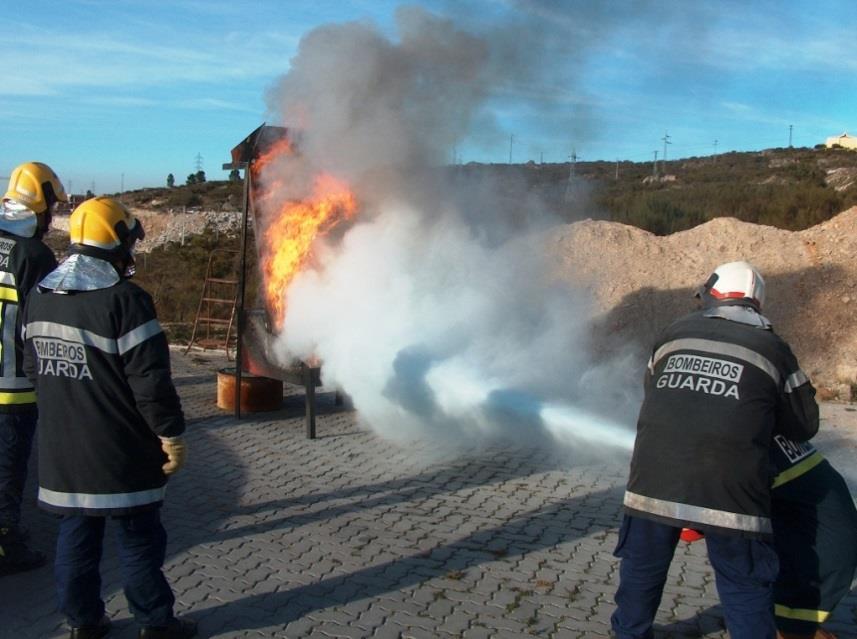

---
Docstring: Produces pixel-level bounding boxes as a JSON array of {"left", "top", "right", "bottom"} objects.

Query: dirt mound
[{"left": 550, "top": 207, "right": 857, "bottom": 399}]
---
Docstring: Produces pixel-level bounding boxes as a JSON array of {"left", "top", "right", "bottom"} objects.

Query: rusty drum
[{"left": 217, "top": 368, "right": 283, "bottom": 412}]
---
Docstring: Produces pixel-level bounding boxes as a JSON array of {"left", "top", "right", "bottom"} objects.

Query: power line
[
  {"left": 449, "top": 128, "right": 827, "bottom": 169},
  {"left": 661, "top": 131, "right": 672, "bottom": 172},
  {"left": 564, "top": 148, "right": 580, "bottom": 202}
]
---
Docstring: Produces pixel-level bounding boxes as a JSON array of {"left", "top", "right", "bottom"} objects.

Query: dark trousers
[
  {"left": 773, "top": 461, "right": 857, "bottom": 635},
  {"left": 55, "top": 508, "right": 175, "bottom": 628},
  {"left": 0, "top": 409, "right": 37, "bottom": 527},
  {"left": 611, "top": 515, "right": 779, "bottom": 639}
]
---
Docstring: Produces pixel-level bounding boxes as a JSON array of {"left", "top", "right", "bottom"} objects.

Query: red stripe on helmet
[{"left": 710, "top": 288, "right": 760, "bottom": 305}]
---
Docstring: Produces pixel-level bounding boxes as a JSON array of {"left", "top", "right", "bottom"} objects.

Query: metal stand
[
  {"left": 303, "top": 364, "right": 316, "bottom": 439},
  {"left": 233, "top": 161, "right": 251, "bottom": 420}
]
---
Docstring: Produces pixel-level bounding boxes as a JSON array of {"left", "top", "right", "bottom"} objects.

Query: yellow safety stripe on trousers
[
  {"left": 775, "top": 603, "right": 831, "bottom": 622},
  {"left": 771, "top": 451, "right": 824, "bottom": 489},
  {"left": 0, "top": 286, "right": 18, "bottom": 303},
  {"left": 0, "top": 390, "right": 36, "bottom": 404}
]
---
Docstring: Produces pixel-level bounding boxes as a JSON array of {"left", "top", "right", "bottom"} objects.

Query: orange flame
[
  {"left": 254, "top": 147, "right": 358, "bottom": 329},
  {"left": 253, "top": 138, "right": 293, "bottom": 175}
]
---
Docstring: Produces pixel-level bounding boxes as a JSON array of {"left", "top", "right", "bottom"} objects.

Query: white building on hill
[{"left": 825, "top": 132, "right": 857, "bottom": 150}]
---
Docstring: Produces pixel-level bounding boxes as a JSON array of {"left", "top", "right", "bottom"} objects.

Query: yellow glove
[{"left": 159, "top": 437, "right": 187, "bottom": 475}]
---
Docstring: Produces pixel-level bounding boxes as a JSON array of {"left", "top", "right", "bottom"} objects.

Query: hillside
[
  {"left": 47, "top": 147, "right": 857, "bottom": 399},
  {"left": 106, "top": 145, "right": 857, "bottom": 236}
]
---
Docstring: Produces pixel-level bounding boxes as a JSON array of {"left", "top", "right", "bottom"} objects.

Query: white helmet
[{"left": 699, "top": 261, "right": 765, "bottom": 310}]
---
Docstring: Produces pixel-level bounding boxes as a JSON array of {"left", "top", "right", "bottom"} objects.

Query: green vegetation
[
  {"left": 454, "top": 146, "right": 857, "bottom": 235},
  {"left": 69, "top": 146, "right": 856, "bottom": 332},
  {"left": 588, "top": 147, "right": 857, "bottom": 234},
  {"left": 116, "top": 180, "right": 243, "bottom": 211},
  {"left": 186, "top": 170, "right": 206, "bottom": 185}
]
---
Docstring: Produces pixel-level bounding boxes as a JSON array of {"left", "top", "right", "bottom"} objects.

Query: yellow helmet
[
  {"left": 4, "top": 162, "right": 68, "bottom": 214},
  {"left": 69, "top": 197, "right": 144, "bottom": 251}
]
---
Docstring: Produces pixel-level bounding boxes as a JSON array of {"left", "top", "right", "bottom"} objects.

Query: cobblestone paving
[{"left": 2, "top": 348, "right": 855, "bottom": 638}]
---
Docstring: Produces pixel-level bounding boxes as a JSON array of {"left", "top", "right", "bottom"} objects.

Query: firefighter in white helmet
[
  {"left": 22, "top": 197, "right": 197, "bottom": 639},
  {"left": 0, "top": 162, "right": 66, "bottom": 575},
  {"left": 611, "top": 261, "right": 819, "bottom": 639}
]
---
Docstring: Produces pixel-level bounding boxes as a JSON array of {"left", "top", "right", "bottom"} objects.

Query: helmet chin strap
[
  {"left": 121, "top": 258, "right": 136, "bottom": 279},
  {"left": 118, "top": 239, "right": 138, "bottom": 278},
  {"left": 694, "top": 273, "right": 719, "bottom": 301},
  {"left": 34, "top": 208, "right": 52, "bottom": 239}
]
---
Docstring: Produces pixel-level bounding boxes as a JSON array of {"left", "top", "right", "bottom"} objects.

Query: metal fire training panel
[
  {"left": 223, "top": 123, "right": 291, "bottom": 170},
  {"left": 226, "top": 123, "right": 325, "bottom": 438}
]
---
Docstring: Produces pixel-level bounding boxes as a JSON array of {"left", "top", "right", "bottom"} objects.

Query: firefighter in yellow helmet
[
  {"left": 0, "top": 162, "right": 66, "bottom": 575},
  {"left": 22, "top": 197, "right": 197, "bottom": 639}
]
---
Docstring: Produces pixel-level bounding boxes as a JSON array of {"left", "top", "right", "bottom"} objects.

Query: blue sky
[{"left": 2, "top": 0, "right": 856, "bottom": 194}]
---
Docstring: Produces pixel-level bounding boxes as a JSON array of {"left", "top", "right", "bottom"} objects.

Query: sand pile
[{"left": 548, "top": 207, "right": 857, "bottom": 399}]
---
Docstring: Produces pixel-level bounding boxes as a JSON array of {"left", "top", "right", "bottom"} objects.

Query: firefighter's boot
[
  {"left": 69, "top": 615, "right": 111, "bottom": 639},
  {"left": 138, "top": 617, "right": 197, "bottom": 639}
]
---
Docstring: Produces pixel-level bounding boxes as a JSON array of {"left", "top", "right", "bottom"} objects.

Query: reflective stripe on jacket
[{"left": 0, "top": 232, "right": 56, "bottom": 409}]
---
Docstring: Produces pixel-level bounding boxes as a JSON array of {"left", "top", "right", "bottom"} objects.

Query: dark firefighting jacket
[
  {"left": 623, "top": 305, "right": 819, "bottom": 539},
  {"left": 770, "top": 437, "right": 857, "bottom": 628},
  {"left": 0, "top": 230, "right": 56, "bottom": 411},
  {"left": 22, "top": 268, "right": 184, "bottom": 515}
]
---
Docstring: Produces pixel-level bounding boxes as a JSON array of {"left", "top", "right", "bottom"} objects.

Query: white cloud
[
  {"left": 173, "top": 97, "right": 260, "bottom": 113},
  {"left": 81, "top": 96, "right": 160, "bottom": 108},
  {"left": 0, "top": 23, "right": 299, "bottom": 97},
  {"left": 686, "top": 18, "right": 857, "bottom": 74},
  {"left": 721, "top": 101, "right": 753, "bottom": 113}
]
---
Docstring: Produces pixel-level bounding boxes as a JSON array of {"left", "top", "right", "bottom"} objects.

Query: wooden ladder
[{"left": 185, "top": 249, "right": 240, "bottom": 358}]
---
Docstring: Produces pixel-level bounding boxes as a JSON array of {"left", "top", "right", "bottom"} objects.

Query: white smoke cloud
[
  {"left": 277, "top": 200, "right": 639, "bottom": 450},
  {"left": 265, "top": 5, "right": 644, "bottom": 452}
]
